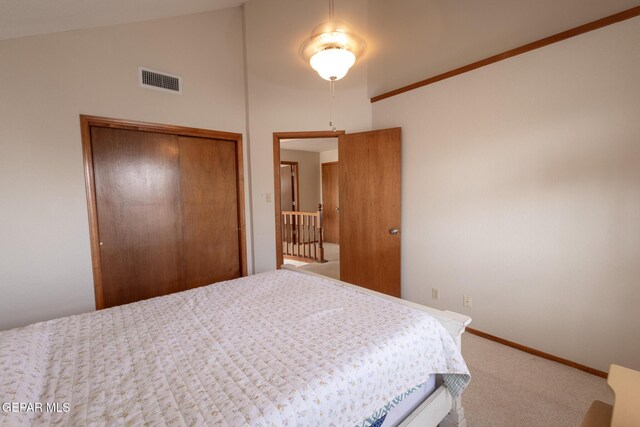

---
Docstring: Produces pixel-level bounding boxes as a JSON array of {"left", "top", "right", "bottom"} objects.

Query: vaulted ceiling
[
  {"left": 0, "top": 0, "right": 246, "bottom": 40},
  {"left": 366, "top": 0, "right": 640, "bottom": 96},
  {"left": 2, "top": 0, "right": 639, "bottom": 99}
]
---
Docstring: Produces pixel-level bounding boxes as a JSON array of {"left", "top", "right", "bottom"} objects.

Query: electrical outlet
[
  {"left": 265, "top": 193, "right": 273, "bottom": 203},
  {"left": 463, "top": 295, "right": 472, "bottom": 308},
  {"left": 432, "top": 288, "right": 439, "bottom": 301}
]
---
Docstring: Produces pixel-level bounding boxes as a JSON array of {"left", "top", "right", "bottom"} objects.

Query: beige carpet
[
  {"left": 285, "top": 243, "right": 340, "bottom": 280},
  {"left": 461, "top": 333, "right": 613, "bottom": 426}
]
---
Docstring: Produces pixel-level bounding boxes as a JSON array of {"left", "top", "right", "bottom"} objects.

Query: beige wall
[
  {"left": 366, "top": 0, "right": 640, "bottom": 98},
  {"left": 371, "top": 17, "right": 640, "bottom": 371},
  {"left": 280, "top": 149, "right": 321, "bottom": 212},
  {"left": 243, "top": 0, "right": 371, "bottom": 272},
  {"left": 320, "top": 149, "right": 339, "bottom": 164},
  {"left": 0, "top": 9, "right": 248, "bottom": 330}
]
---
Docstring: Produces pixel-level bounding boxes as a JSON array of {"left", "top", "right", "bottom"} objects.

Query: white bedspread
[{"left": 0, "top": 270, "right": 469, "bottom": 426}]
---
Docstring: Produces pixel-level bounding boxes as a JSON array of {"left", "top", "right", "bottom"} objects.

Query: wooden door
[
  {"left": 322, "top": 162, "right": 339, "bottom": 244},
  {"left": 280, "top": 164, "right": 294, "bottom": 212},
  {"left": 279, "top": 162, "right": 299, "bottom": 212},
  {"left": 178, "top": 136, "right": 241, "bottom": 289},
  {"left": 86, "top": 118, "right": 246, "bottom": 309},
  {"left": 280, "top": 162, "right": 299, "bottom": 245},
  {"left": 339, "top": 128, "right": 401, "bottom": 297},
  {"left": 91, "top": 127, "right": 184, "bottom": 307}
]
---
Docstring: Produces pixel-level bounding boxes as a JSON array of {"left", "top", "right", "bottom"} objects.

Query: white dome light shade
[
  {"left": 300, "top": 21, "right": 365, "bottom": 81},
  {"left": 310, "top": 47, "right": 356, "bottom": 81}
]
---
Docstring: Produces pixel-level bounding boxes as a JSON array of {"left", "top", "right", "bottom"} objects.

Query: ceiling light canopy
[{"left": 301, "top": 19, "right": 365, "bottom": 81}]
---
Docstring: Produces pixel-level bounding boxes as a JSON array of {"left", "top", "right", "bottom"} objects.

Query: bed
[{"left": 0, "top": 268, "right": 471, "bottom": 426}]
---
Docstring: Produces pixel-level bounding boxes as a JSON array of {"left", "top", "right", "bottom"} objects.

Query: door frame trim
[
  {"left": 273, "top": 131, "right": 344, "bottom": 269},
  {"left": 80, "top": 114, "right": 247, "bottom": 309}
]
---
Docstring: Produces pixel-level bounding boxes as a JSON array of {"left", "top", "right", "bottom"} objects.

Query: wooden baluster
[
  {"left": 297, "top": 214, "right": 301, "bottom": 257},
  {"left": 307, "top": 215, "right": 310, "bottom": 258},
  {"left": 290, "top": 213, "right": 294, "bottom": 257},
  {"left": 291, "top": 214, "right": 296, "bottom": 255},
  {"left": 288, "top": 213, "right": 292, "bottom": 256},
  {"left": 282, "top": 213, "right": 287, "bottom": 256},
  {"left": 305, "top": 215, "right": 309, "bottom": 258},
  {"left": 312, "top": 215, "right": 316, "bottom": 261},
  {"left": 287, "top": 214, "right": 292, "bottom": 255},
  {"left": 292, "top": 214, "right": 295, "bottom": 257},
  {"left": 284, "top": 213, "right": 289, "bottom": 256},
  {"left": 293, "top": 214, "right": 297, "bottom": 257},
  {"left": 288, "top": 213, "right": 292, "bottom": 257},
  {"left": 289, "top": 213, "right": 292, "bottom": 256},
  {"left": 314, "top": 213, "right": 319, "bottom": 261},
  {"left": 317, "top": 204, "right": 325, "bottom": 263}
]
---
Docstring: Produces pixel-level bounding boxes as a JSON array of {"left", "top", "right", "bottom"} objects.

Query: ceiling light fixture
[
  {"left": 300, "top": 0, "right": 365, "bottom": 131},
  {"left": 300, "top": 1, "right": 366, "bottom": 82}
]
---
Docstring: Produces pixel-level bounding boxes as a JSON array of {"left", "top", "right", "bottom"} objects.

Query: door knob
[{"left": 389, "top": 228, "right": 399, "bottom": 235}]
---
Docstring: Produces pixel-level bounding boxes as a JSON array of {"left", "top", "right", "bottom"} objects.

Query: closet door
[
  {"left": 91, "top": 127, "right": 183, "bottom": 308},
  {"left": 178, "top": 136, "right": 241, "bottom": 289},
  {"left": 85, "top": 117, "right": 246, "bottom": 309}
]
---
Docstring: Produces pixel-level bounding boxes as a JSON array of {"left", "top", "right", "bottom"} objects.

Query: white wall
[
  {"left": 320, "top": 149, "right": 339, "bottom": 164},
  {"left": 280, "top": 149, "right": 321, "bottom": 212},
  {"left": 244, "top": 0, "right": 371, "bottom": 273},
  {"left": 366, "top": 0, "right": 640, "bottom": 98},
  {"left": 372, "top": 17, "right": 640, "bottom": 371},
  {"left": 0, "top": 9, "right": 248, "bottom": 330}
]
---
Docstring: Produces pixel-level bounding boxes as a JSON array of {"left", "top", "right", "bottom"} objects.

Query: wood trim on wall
[
  {"left": 80, "top": 115, "right": 247, "bottom": 309},
  {"left": 466, "top": 327, "right": 608, "bottom": 378},
  {"left": 273, "top": 131, "right": 344, "bottom": 269},
  {"left": 371, "top": 6, "right": 640, "bottom": 103}
]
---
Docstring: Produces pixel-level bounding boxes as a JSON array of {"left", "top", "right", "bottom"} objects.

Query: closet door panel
[
  {"left": 91, "top": 127, "right": 182, "bottom": 308},
  {"left": 178, "top": 136, "right": 240, "bottom": 289}
]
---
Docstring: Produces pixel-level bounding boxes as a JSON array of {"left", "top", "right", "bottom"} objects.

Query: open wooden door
[{"left": 339, "top": 128, "right": 401, "bottom": 297}]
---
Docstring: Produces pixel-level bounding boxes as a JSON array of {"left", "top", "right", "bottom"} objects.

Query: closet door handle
[{"left": 389, "top": 228, "right": 399, "bottom": 235}]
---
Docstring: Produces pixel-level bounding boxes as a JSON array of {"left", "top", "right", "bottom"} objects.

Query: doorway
[
  {"left": 273, "top": 131, "right": 343, "bottom": 278},
  {"left": 273, "top": 128, "right": 402, "bottom": 297}
]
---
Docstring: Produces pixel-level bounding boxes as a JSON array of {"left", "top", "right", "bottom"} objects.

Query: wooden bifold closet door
[{"left": 84, "top": 117, "right": 246, "bottom": 309}]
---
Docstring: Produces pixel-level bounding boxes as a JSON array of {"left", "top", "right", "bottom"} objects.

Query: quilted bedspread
[{"left": 0, "top": 270, "right": 469, "bottom": 426}]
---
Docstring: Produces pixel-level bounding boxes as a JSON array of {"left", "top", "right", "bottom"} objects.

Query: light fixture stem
[
  {"left": 329, "top": 79, "right": 336, "bottom": 131},
  {"left": 329, "top": 0, "right": 335, "bottom": 21}
]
